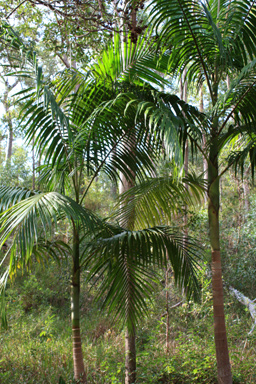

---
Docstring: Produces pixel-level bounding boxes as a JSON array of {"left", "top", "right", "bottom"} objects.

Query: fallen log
[{"left": 229, "top": 286, "right": 256, "bottom": 335}]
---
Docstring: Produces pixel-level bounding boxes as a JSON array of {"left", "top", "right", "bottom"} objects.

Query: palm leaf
[
  {"left": 149, "top": 0, "right": 256, "bottom": 97},
  {"left": 112, "top": 172, "right": 205, "bottom": 228},
  {"left": 0, "top": 188, "right": 102, "bottom": 269},
  {"left": 83, "top": 225, "right": 202, "bottom": 329}
]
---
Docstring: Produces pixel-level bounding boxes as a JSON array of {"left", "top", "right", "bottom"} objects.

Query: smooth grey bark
[
  {"left": 242, "top": 167, "right": 250, "bottom": 213},
  {"left": 229, "top": 286, "right": 256, "bottom": 335},
  {"left": 1, "top": 78, "right": 18, "bottom": 162}
]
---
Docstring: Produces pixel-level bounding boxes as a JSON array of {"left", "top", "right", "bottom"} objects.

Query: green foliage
[
  {"left": 114, "top": 172, "right": 205, "bottom": 228},
  {"left": 85, "top": 225, "right": 202, "bottom": 331},
  {"left": 1, "top": 263, "right": 256, "bottom": 383},
  {"left": 2, "top": 3, "right": 256, "bottom": 383},
  {"left": 0, "top": 145, "right": 32, "bottom": 188},
  {"left": 219, "top": 179, "right": 256, "bottom": 297}
]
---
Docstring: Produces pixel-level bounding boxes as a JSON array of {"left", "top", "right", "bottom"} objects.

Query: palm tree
[
  {"left": 145, "top": 1, "right": 256, "bottom": 382},
  {"left": 0, "top": 23, "right": 203, "bottom": 383}
]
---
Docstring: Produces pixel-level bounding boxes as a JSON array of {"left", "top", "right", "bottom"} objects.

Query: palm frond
[
  {"left": 83, "top": 225, "right": 202, "bottom": 329},
  {"left": 0, "top": 186, "right": 37, "bottom": 211},
  {"left": 0, "top": 188, "right": 102, "bottom": 272},
  {"left": 149, "top": 0, "right": 256, "bottom": 96},
  {"left": 112, "top": 173, "right": 205, "bottom": 228},
  {"left": 88, "top": 32, "right": 169, "bottom": 88},
  {"left": 225, "top": 131, "right": 256, "bottom": 180}
]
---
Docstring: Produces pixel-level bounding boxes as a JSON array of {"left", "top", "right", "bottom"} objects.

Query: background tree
[{"left": 148, "top": 0, "right": 256, "bottom": 382}]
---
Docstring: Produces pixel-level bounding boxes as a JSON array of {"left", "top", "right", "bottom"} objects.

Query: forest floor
[{"left": 0, "top": 260, "right": 256, "bottom": 384}]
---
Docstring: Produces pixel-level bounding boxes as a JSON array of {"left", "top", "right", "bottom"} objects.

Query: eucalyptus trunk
[
  {"left": 3, "top": 91, "right": 13, "bottom": 162},
  {"left": 208, "top": 111, "right": 232, "bottom": 383},
  {"left": 6, "top": 125, "right": 13, "bottom": 161},
  {"left": 2, "top": 79, "right": 18, "bottom": 162},
  {"left": 71, "top": 226, "right": 86, "bottom": 383},
  {"left": 242, "top": 167, "right": 250, "bottom": 214}
]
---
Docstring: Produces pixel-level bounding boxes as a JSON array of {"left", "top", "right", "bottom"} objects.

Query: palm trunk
[
  {"left": 120, "top": 171, "right": 137, "bottom": 384},
  {"left": 119, "top": 129, "right": 136, "bottom": 383},
  {"left": 180, "top": 70, "right": 189, "bottom": 251},
  {"left": 120, "top": 6, "right": 138, "bottom": 378},
  {"left": 71, "top": 226, "right": 86, "bottom": 383},
  {"left": 125, "top": 326, "right": 136, "bottom": 384},
  {"left": 208, "top": 134, "right": 232, "bottom": 384},
  {"left": 199, "top": 86, "right": 208, "bottom": 205}
]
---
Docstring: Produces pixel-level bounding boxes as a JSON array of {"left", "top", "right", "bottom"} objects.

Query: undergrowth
[{"left": 1, "top": 260, "right": 256, "bottom": 383}]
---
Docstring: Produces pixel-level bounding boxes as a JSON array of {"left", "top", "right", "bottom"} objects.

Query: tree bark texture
[
  {"left": 1, "top": 78, "right": 19, "bottom": 162},
  {"left": 120, "top": 130, "right": 136, "bottom": 384},
  {"left": 125, "top": 327, "right": 136, "bottom": 384},
  {"left": 71, "top": 227, "right": 86, "bottom": 383},
  {"left": 3, "top": 86, "right": 13, "bottom": 161},
  {"left": 242, "top": 167, "right": 250, "bottom": 213},
  {"left": 208, "top": 141, "right": 232, "bottom": 384},
  {"left": 199, "top": 86, "right": 208, "bottom": 204},
  {"left": 6, "top": 125, "right": 13, "bottom": 161},
  {"left": 180, "top": 70, "right": 189, "bottom": 244}
]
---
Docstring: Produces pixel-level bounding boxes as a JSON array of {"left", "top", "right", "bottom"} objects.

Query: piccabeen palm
[
  {"left": 0, "top": 23, "right": 203, "bottom": 383},
  {"left": 147, "top": 0, "right": 256, "bottom": 383}
]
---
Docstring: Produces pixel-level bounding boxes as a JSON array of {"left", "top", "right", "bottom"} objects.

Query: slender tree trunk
[
  {"left": 0, "top": 133, "right": 4, "bottom": 161},
  {"left": 236, "top": 177, "right": 242, "bottom": 247},
  {"left": 199, "top": 86, "right": 208, "bottom": 205},
  {"left": 3, "top": 90, "right": 13, "bottom": 162},
  {"left": 208, "top": 110, "right": 232, "bottom": 383},
  {"left": 202, "top": 133, "right": 208, "bottom": 204},
  {"left": 120, "top": 170, "right": 137, "bottom": 384},
  {"left": 243, "top": 167, "right": 250, "bottom": 214},
  {"left": 180, "top": 70, "right": 189, "bottom": 243},
  {"left": 125, "top": 326, "right": 136, "bottom": 384},
  {"left": 165, "top": 268, "right": 169, "bottom": 353},
  {"left": 119, "top": 131, "right": 136, "bottom": 383},
  {"left": 1, "top": 78, "right": 18, "bottom": 162},
  {"left": 71, "top": 226, "right": 86, "bottom": 383},
  {"left": 119, "top": 6, "right": 138, "bottom": 379},
  {"left": 6, "top": 125, "right": 13, "bottom": 161},
  {"left": 37, "top": 150, "right": 41, "bottom": 190},
  {"left": 32, "top": 137, "right": 36, "bottom": 190}
]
